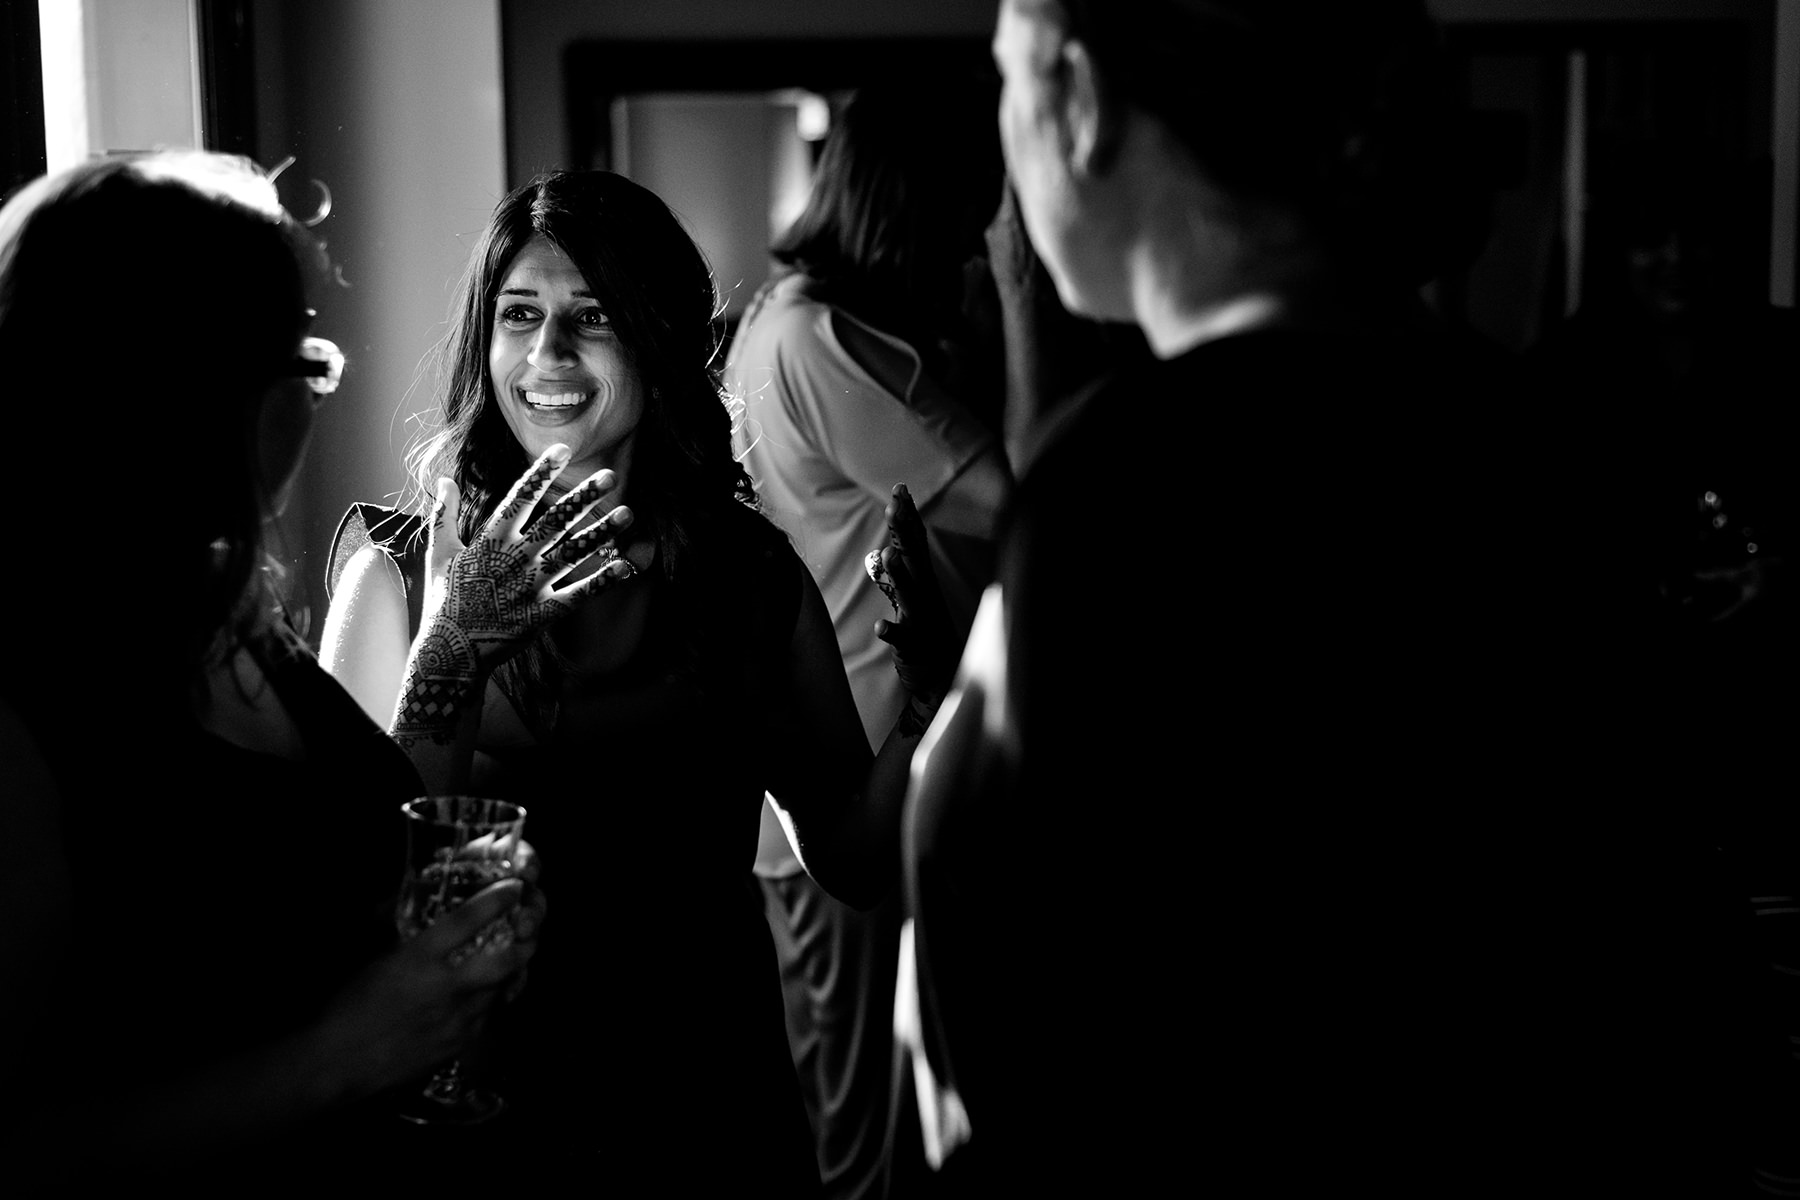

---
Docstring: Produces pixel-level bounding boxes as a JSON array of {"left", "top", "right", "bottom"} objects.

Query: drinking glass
[{"left": 394, "top": 794, "right": 527, "bottom": 1126}]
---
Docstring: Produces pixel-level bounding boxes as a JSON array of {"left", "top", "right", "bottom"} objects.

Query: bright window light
[{"left": 39, "top": 0, "right": 89, "bottom": 174}]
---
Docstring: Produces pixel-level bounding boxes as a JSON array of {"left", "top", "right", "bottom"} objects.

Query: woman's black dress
[{"left": 333, "top": 499, "right": 823, "bottom": 1191}]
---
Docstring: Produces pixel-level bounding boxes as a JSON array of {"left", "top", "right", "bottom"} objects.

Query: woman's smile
[
  {"left": 515, "top": 384, "right": 597, "bottom": 423},
  {"left": 522, "top": 388, "right": 590, "bottom": 409}
]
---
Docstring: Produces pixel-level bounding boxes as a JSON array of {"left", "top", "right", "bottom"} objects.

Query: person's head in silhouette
[{"left": 991, "top": 0, "right": 1463, "bottom": 354}]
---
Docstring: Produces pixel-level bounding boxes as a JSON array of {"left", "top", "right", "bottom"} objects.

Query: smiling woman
[{"left": 318, "top": 169, "right": 938, "bottom": 1190}]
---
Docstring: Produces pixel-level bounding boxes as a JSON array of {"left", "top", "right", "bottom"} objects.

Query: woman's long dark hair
[
  {"left": 771, "top": 78, "right": 1002, "bottom": 357},
  {"left": 0, "top": 153, "right": 322, "bottom": 716},
  {"left": 407, "top": 171, "right": 757, "bottom": 729}
]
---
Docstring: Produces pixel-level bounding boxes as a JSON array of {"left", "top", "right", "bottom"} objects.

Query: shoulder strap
[{"left": 326, "top": 502, "right": 429, "bottom": 638}]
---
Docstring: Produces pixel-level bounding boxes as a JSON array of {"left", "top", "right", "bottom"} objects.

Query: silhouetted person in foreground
[
  {"left": 0, "top": 151, "right": 541, "bottom": 1191},
  {"left": 884, "top": 2, "right": 1776, "bottom": 1194}
]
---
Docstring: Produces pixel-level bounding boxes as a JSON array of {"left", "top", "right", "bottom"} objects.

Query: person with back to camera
[
  {"left": 721, "top": 80, "right": 1013, "bottom": 1198},
  {"left": 0, "top": 151, "right": 548, "bottom": 1190},
  {"left": 872, "top": 0, "right": 1763, "bottom": 1194},
  {"left": 319, "top": 169, "right": 950, "bottom": 1189}
]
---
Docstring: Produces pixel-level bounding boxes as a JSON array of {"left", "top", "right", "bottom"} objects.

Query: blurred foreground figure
[
  {"left": 0, "top": 152, "right": 539, "bottom": 1189},
  {"left": 895, "top": 1, "right": 1779, "bottom": 1194}
]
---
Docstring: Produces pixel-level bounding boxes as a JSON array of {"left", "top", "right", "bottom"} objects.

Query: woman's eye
[
  {"left": 577, "top": 308, "right": 612, "bottom": 331},
  {"left": 498, "top": 305, "right": 538, "bottom": 326}
]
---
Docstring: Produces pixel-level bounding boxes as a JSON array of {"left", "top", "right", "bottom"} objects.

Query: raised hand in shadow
[{"left": 866, "top": 483, "right": 960, "bottom": 732}]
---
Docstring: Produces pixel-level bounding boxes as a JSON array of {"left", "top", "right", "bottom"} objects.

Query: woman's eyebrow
[{"left": 497, "top": 285, "right": 598, "bottom": 300}]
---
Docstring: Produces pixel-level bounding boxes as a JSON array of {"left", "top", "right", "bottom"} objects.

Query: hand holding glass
[{"left": 395, "top": 795, "right": 527, "bottom": 1125}]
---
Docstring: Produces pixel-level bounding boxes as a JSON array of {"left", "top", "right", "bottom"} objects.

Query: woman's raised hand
[
  {"left": 392, "top": 443, "right": 638, "bottom": 748},
  {"left": 423, "top": 442, "right": 636, "bottom": 663},
  {"left": 867, "top": 483, "right": 958, "bottom": 728}
]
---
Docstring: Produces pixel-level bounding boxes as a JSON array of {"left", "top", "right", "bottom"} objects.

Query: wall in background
[
  {"left": 250, "top": 0, "right": 505, "bottom": 639},
  {"left": 612, "top": 93, "right": 817, "bottom": 322},
  {"left": 500, "top": 0, "right": 993, "bottom": 188}
]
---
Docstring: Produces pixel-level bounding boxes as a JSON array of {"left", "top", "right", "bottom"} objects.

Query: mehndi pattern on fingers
[
  {"left": 525, "top": 477, "right": 607, "bottom": 541},
  {"left": 494, "top": 454, "right": 564, "bottom": 527},
  {"left": 865, "top": 548, "right": 900, "bottom": 612},
  {"left": 544, "top": 522, "right": 619, "bottom": 569}
]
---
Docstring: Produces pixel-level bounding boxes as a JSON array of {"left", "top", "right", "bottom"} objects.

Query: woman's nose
[{"left": 528, "top": 318, "right": 578, "bottom": 369}]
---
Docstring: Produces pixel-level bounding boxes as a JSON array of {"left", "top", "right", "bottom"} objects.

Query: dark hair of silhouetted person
[
  {"left": 0, "top": 152, "right": 325, "bottom": 712},
  {"left": 1021, "top": 0, "right": 1483, "bottom": 288}
]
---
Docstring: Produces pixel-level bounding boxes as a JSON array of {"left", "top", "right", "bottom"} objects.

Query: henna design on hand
[
  {"left": 437, "top": 541, "right": 577, "bottom": 654},
  {"left": 393, "top": 452, "right": 642, "bottom": 752},
  {"left": 496, "top": 456, "right": 562, "bottom": 527},
  {"left": 872, "top": 485, "right": 956, "bottom": 717},
  {"left": 524, "top": 475, "right": 608, "bottom": 542},
  {"left": 392, "top": 624, "right": 479, "bottom": 746},
  {"left": 543, "top": 522, "right": 619, "bottom": 569},
  {"left": 443, "top": 544, "right": 532, "bottom": 628},
  {"left": 865, "top": 548, "right": 900, "bottom": 612}
]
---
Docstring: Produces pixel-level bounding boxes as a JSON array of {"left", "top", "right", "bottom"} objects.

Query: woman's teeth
[{"left": 525, "top": 391, "right": 586, "bottom": 408}]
